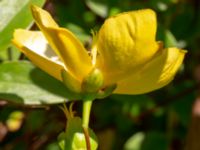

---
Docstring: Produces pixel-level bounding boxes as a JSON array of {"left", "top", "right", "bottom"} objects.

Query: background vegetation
[{"left": 0, "top": 0, "right": 200, "bottom": 149}]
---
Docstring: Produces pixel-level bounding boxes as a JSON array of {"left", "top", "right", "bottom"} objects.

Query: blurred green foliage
[
  {"left": 0, "top": 0, "right": 200, "bottom": 149},
  {"left": 0, "top": 0, "right": 45, "bottom": 51}
]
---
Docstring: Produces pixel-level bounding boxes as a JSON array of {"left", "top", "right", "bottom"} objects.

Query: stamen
[{"left": 91, "top": 30, "right": 98, "bottom": 65}]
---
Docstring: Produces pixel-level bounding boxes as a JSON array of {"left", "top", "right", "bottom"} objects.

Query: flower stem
[
  {"left": 82, "top": 99, "right": 93, "bottom": 150},
  {"left": 83, "top": 126, "right": 91, "bottom": 150},
  {"left": 82, "top": 100, "right": 92, "bottom": 128}
]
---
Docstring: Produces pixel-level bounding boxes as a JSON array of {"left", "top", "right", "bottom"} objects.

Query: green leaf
[
  {"left": 157, "top": 25, "right": 178, "bottom": 47},
  {"left": 0, "top": 46, "right": 21, "bottom": 61},
  {"left": 46, "top": 142, "right": 60, "bottom": 150},
  {"left": 124, "top": 132, "right": 168, "bottom": 150},
  {"left": 124, "top": 132, "right": 145, "bottom": 150},
  {"left": 85, "top": 0, "right": 108, "bottom": 17},
  {"left": 65, "top": 23, "right": 90, "bottom": 43},
  {"left": 141, "top": 132, "right": 168, "bottom": 150},
  {"left": 0, "top": 61, "right": 79, "bottom": 105},
  {"left": 0, "top": 0, "right": 45, "bottom": 51}
]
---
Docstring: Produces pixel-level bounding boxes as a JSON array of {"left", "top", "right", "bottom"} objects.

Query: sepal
[
  {"left": 61, "top": 69, "right": 82, "bottom": 93},
  {"left": 96, "top": 84, "right": 117, "bottom": 99}
]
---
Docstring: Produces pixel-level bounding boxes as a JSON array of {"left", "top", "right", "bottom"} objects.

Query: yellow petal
[
  {"left": 114, "top": 48, "right": 186, "bottom": 95},
  {"left": 45, "top": 28, "right": 93, "bottom": 79},
  {"left": 96, "top": 9, "right": 159, "bottom": 83},
  {"left": 31, "top": 5, "right": 92, "bottom": 79},
  {"left": 12, "top": 29, "right": 64, "bottom": 81},
  {"left": 31, "top": 5, "right": 58, "bottom": 28}
]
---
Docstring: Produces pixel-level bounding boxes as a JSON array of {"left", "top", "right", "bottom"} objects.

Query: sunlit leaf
[
  {"left": 0, "top": 0, "right": 45, "bottom": 51},
  {"left": 124, "top": 131, "right": 168, "bottom": 150},
  {"left": 85, "top": 0, "right": 108, "bottom": 17},
  {"left": 124, "top": 132, "right": 145, "bottom": 150},
  {"left": 0, "top": 61, "right": 79, "bottom": 105},
  {"left": 157, "top": 25, "right": 178, "bottom": 47},
  {"left": 0, "top": 46, "right": 21, "bottom": 61}
]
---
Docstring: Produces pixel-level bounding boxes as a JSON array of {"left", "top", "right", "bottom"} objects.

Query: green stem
[
  {"left": 82, "top": 99, "right": 93, "bottom": 150},
  {"left": 82, "top": 100, "right": 93, "bottom": 128}
]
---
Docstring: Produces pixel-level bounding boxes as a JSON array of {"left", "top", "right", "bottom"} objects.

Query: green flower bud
[
  {"left": 58, "top": 117, "right": 98, "bottom": 150},
  {"left": 81, "top": 68, "right": 104, "bottom": 93},
  {"left": 72, "top": 132, "right": 98, "bottom": 150}
]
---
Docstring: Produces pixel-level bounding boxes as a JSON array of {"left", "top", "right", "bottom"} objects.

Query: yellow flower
[{"left": 12, "top": 5, "right": 186, "bottom": 96}]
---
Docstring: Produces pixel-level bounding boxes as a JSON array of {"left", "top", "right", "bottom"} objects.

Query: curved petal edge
[
  {"left": 114, "top": 48, "right": 186, "bottom": 95},
  {"left": 12, "top": 29, "right": 64, "bottom": 81}
]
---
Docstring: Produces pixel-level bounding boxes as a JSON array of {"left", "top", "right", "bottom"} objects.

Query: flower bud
[
  {"left": 82, "top": 68, "right": 104, "bottom": 93},
  {"left": 58, "top": 117, "right": 98, "bottom": 150}
]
